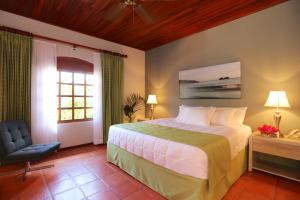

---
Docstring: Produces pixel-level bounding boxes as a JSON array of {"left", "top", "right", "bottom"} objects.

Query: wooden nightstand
[{"left": 249, "top": 132, "right": 300, "bottom": 182}]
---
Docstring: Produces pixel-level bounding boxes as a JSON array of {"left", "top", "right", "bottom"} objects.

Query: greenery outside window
[{"left": 57, "top": 57, "right": 94, "bottom": 123}]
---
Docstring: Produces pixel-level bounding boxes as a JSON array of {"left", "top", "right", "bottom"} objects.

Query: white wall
[{"left": 0, "top": 11, "right": 145, "bottom": 148}]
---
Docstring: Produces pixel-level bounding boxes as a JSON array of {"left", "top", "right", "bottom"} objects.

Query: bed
[{"left": 107, "top": 118, "right": 251, "bottom": 200}]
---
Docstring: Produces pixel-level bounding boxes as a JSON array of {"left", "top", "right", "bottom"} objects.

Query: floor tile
[
  {"left": 222, "top": 186, "right": 241, "bottom": 200},
  {"left": 73, "top": 172, "right": 97, "bottom": 186},
  {"left": 90, "top": 165, "right": 116, "bottom": 179},
  {"left": 110, "top": 180, "right": 143, "bottom": 199},
  {"left": 43, "top": 169, "right": 70, "bottom": 185},
  {"left": 85, "top": 161, "right": 109, "bottom": 171},
  {"left": 87, "top": 190, "right": 119, "bottom": 200},
  {"left": 67, "top": 166, "right": 90, "bottom": 177},
  {"left": 243, "top": 171, "right": 276, "bottom": 199},
  {"left": 54, "top": 187, "right": 85, "bottom": 200},
  {"left": 141, "top": 186, "right": 167, "bottom": 199},
  {"left": 125, "top": 189, "right": 161, "bottom": 200},
  {"left": 107, "top": 162, "right": 121, "bottom": 171},
  {"left": 274, "top": 178, "right": 300, "bottom": 200},
  {"left": 0, "top": 176, "right": 22, "bottom": 200},
  {"left": 236, "top": 190, "right": 271, "bottom": 200},
  {"left": 102, "top": 173, "right": 129, "bottom": 187},
  {"left": 84, "top": 158, "right": 105, "bottom": 168},
  {"left": 19, "top": 177, "right": 51, "bottom": 200},
  {"left": 79, "top": 179, "right": 108, "bottom": 197},
  {"left": 49, "top": 178, "right": 76, "bottom": 195}
]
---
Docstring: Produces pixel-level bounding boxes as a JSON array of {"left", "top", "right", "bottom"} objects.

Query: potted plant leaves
[{"left": 124, "top": 93, "right": 145, "bottom": 122}]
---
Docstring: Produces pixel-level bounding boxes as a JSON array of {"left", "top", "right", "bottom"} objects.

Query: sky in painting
[{"left": 179, "top": 62, "right": 240, "bottom": 82}]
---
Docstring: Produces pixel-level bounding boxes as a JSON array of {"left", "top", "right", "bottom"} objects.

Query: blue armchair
[{"left": 0, "top": 120, "right": 60, "bottom": 180}]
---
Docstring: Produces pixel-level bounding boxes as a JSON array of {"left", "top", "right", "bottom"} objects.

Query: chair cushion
[
  {"left": 3, "top": 141, "right": 60, "bottom": 164},
  {"left": 0, "top": 121, "right": 32, "bottom": 157}
]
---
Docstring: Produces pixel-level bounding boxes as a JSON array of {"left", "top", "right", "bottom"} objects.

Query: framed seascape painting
[{"left": 179, "top": 62, "right": 241, "bottom": 99}]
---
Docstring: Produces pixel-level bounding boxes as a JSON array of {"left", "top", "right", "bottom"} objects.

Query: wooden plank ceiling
[{"left": 0, "top": 0, "right": 287, "bottom": 50}]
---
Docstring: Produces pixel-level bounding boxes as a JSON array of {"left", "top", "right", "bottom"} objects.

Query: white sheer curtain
[
  {"left": 93, "top": 52, "right": 103, "bottom": 144},
  {"left": 31, "top": 39, "right": 58, "bottom": 144}
]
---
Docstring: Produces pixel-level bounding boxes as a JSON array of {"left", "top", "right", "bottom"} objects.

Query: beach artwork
[{"left": 179, "top": 62, "right": 241, "bottom": 99}]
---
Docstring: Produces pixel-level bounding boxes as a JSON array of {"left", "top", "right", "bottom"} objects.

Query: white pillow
[
  {"left": 176, "top": 106, "right": 214, "bottom": 127},
  {"left": 176, "top": 105, "right": 187, "bottom": 122},
  {"left": 176, "top": 105, "right": 204, "bottom": 122},
  {"left": 232, "top": 107, "right": 247, "bottom": 125},
  {"left": 211, "top": 107, "right": 248, "bottom": 125},
  {"left": 211, "top": 108, "right": 237, "bottom": 126}
]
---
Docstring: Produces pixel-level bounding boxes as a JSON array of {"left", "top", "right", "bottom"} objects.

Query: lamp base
[
  {"left": 150, "top": 104, "right": 154, "bottom": 120},
  {"left": 274, "top": 110, "right": 282, "bottom": 137}
]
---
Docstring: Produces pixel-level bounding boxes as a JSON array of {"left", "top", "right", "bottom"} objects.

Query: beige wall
[
  {"left": 145, "top": 0, "right": 300, "bottom": 133},
  {"left": 0, "top": 11, "right": 145, "bottom": 147}
]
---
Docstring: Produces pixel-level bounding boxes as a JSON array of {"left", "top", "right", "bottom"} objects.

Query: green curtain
[
  {"left": 101, "top": 53, "right": 124, "bottom": 143},
  {"left": 0, "top": 31, "right": 32, "bottom": 126}
]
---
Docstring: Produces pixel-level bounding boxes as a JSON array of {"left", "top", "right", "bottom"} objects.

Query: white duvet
[{"left": 108, "top": 118, "right": 251, "bottom": 179}]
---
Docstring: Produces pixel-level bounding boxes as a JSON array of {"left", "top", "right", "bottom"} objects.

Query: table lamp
[
  {"left": 264, "top": 91, "right": 290, "bottom": 132},
  {"left": 147, "top": 94, "right": 157, "bottom": 120}
]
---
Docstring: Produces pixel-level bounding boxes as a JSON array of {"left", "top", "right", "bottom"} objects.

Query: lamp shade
[
  {"left": 264, "top": 91, "right": 290, "bottom": 108},
  {"left": 147, "top": 94, "right": 157, "bottom": 104}
]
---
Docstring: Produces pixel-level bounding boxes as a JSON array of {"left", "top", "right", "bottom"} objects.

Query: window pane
[
  {"left": 61, "top": 97, "right": 72, "bottom": 108},
  {"left": 57, "top": 97, "right": 59, "bottom": 108},
  {"left": 74, "top": 85, "right": 84, "bottom": 95},
  {"left": 74, "top": 73, "right": 84, "bottom": 84},
  {"left": 61, "top": 84, "right": 72, "bottom": 95},
  {"left": 61, "top": 109, "right": 72, "bottom": 120},
  {"left": 61, "top": 72, "right": 72, "bottom": 83},
  {"left": 86, "top": 97, "right": 93, "bottom": 107},
  {"left": 74, "top": 97, "right": 84, "bottom": 107},
  {"left": 86, "top": 108, "right": 93, "bottom": 118},
  {"left": 86, "top": 86, "right": 93, "bottom": 96},
  {"left": 74, "top": 109, "right": 84, "bottom": 119},
  {"left": 86, "top": 74, "right": 94, "bottom": 85}
]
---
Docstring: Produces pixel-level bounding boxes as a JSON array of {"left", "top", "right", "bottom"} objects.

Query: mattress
[{"left": 108, "top": 118, "right": 251, "bottom": 179}]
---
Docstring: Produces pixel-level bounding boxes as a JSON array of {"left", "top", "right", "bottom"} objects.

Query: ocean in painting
[{"left": 179, "top": 62, "right": 241, "bottom": 99}]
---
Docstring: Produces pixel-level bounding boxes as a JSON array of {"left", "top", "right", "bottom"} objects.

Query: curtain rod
[{"left": 0, "top": 26, "right": 128, "bottom": 58}]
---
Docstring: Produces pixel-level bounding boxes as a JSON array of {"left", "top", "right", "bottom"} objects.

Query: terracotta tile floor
[{"left": 0, "top": 144, "right": 299, "bottom": 200}]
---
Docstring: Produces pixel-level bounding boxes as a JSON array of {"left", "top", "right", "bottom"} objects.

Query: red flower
[{"left": 257, "top": 124, "right": 278, "bottom": 135}]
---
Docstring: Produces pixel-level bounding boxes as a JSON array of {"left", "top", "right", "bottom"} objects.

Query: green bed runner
[{"left": 112, "top": 122, "right": 231, "bottom": 189}]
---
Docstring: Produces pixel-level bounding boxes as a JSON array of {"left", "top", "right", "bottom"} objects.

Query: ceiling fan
[{"left": 105, "top": 0, "right": 176, "bottom": 24}]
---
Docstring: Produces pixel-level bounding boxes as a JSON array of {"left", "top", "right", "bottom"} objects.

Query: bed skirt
[{"left": 107, "top": 142, "right": 247, "bottom": 200}]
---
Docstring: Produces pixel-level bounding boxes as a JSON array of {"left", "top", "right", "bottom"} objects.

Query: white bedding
[{"left": 108, "top": 118, "right": 251, "bottom": 179}]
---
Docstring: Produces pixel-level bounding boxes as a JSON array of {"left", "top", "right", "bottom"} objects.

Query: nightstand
[{"left": 249, "top": 132, "right": 300, "bottom": 182}]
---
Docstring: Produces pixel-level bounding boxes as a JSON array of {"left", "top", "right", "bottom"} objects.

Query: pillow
[
  {"left": 176, "top": 106, "right": 215, "bottom": 127},
  {"left": 211, "top": 108, "right": 237, "bottom": 126},
  {"left": 211, "top": 107, "right": 248, "bottom": 125},
  {"left": 176, "top": 105, "right": 204, "bottom": 122},
  {"left": 232, "top": 107, "right": 247, "bottom": 125},
  {"left": 176, "top": 105, "right": 187, "bottom": 122}
]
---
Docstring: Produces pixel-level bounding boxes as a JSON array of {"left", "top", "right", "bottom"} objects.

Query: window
[{"left": 57, "top": 57, "right": 94, "bottom": 123}]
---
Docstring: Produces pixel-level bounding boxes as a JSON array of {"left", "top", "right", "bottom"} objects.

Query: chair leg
[
  {"left": 22, "top": 161, "right": 31, "bottom": 181},
  {"left": 0, "top": 161, "right": 55, "bottom": 181},
  {"left": 22, "top": 161, "right": 55, "bottom": 181}
]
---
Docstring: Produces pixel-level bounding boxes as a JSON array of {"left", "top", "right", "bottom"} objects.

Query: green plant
[{"left": 124, "top": 93, "right": 145, "bottom": 122}]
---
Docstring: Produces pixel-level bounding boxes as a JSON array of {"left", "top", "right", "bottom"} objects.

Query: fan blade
[
  {"left": 105, "top": 3, "right": 127, "bottom": 22},
  {"left": 135, "top": 5, "right": 155, "bottom": 24}
]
